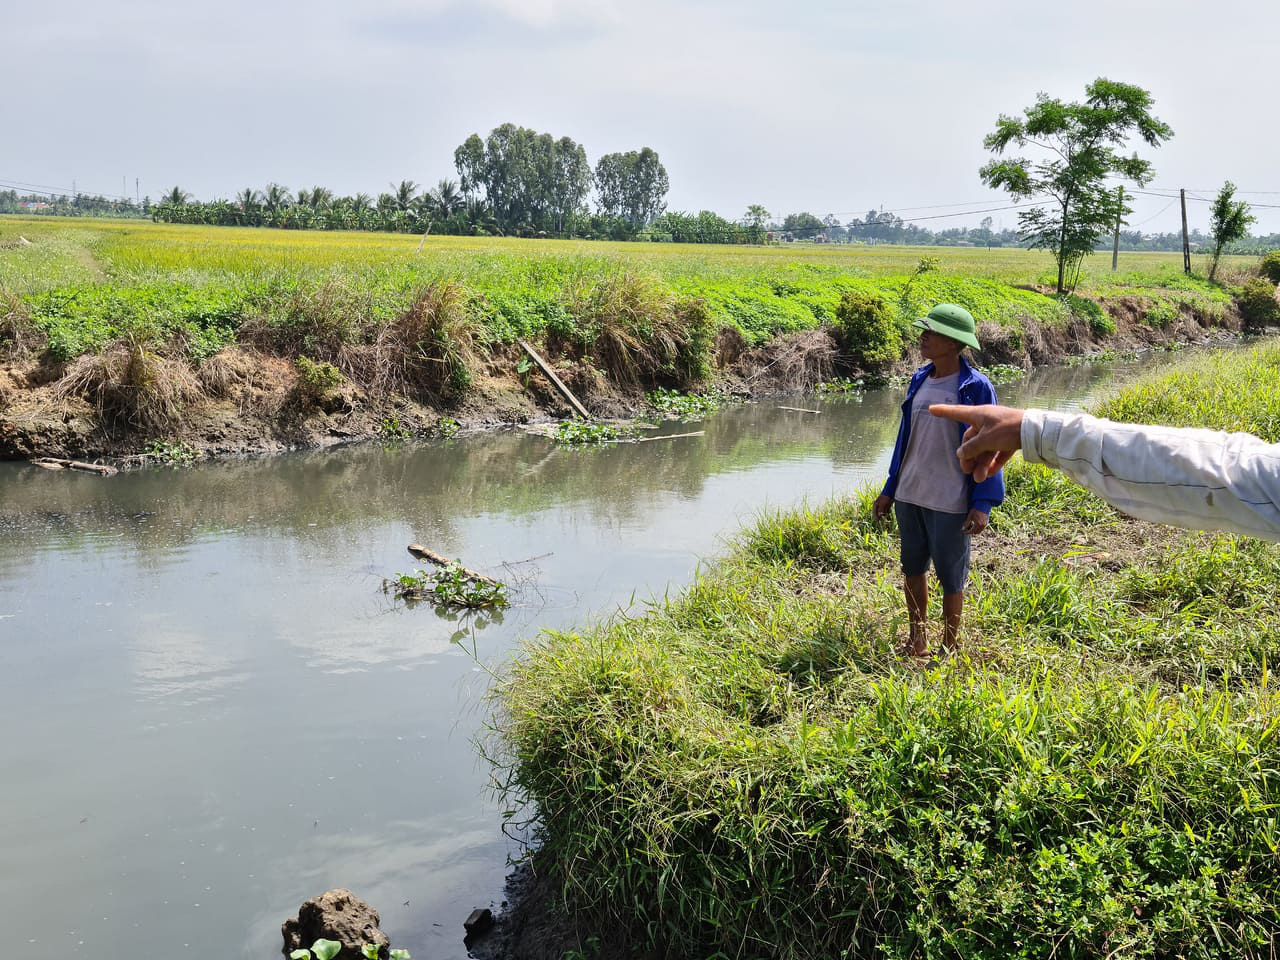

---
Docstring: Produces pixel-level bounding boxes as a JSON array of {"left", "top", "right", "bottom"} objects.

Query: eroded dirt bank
[{"left": 0, "top": 297, "right": 1240, "bottom": 464}]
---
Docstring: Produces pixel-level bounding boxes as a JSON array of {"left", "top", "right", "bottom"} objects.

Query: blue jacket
[{"left": 880, "top": 357, "right": 1005, "bottom": 515}]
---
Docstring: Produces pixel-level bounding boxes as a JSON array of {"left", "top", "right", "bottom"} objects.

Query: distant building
[{"left": 20, "top": 201, "right": 50, "bottom": 210}]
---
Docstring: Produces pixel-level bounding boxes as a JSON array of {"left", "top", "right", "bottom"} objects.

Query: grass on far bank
[{"left": 495, "top": 343, "right": 1280, "bottom": 960}]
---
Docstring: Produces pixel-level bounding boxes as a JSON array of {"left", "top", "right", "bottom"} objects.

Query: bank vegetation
[
  {"left": 495, "top": 344, "right": 1280, "bottom": 959},
  {"left": 0, "top": 217, "right": 1274, "bottom": 461}
]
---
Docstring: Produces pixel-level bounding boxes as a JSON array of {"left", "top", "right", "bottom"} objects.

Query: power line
[
  {"left": 1130, "top": 198, "right": 1178, "bottom": 228},
  {"left": 0, "top": 176, "right": 135, "bottom": 202},
  {"left": 0, "top": 181, "right": 140, "bottom": 204},
  {"left": 1131, "top": 188, "right": 1280, "bottom": 210}
]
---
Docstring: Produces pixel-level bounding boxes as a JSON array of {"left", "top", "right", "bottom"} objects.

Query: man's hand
[
  {"left": 928, "top": 403, "right": 1025, "bottom": 482},
  {"left": 873, "top": 494, "right": 893, "bottom": 523},
  {"left": 962, "top": 509, "right": 988, "bottom": 536}
]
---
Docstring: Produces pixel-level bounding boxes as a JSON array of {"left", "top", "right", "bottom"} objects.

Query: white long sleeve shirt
[{"left": 1021, "top": 409, "right": 1280, "bottom": 542}]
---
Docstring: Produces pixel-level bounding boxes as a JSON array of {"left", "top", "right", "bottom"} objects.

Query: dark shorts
[{"left": 894, "top": 501, "right": 970, "bottom": 594}]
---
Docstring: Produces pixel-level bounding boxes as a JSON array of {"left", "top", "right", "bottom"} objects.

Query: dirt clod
[{"left": 281, "top": 888, "right": 390, "bottom": 959}]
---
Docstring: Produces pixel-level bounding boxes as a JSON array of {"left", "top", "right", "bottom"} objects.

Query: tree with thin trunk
[
  {"left": 1208, "top": 181, "right": 1254, "bottom": 282},
  {"left": 980, "top": 78, "right": 1173, "bottom": 295}
]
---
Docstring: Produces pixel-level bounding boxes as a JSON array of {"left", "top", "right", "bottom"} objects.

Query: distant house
[{"left": 20, "top": 201, "right": 50, "bottom": 210}]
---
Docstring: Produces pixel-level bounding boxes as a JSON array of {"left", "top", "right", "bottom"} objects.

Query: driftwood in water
[
  {"left": 30, "top": 457, "right": 118, "bottom": 477},
  {"left": 517, "top": 339, "right": 590, "bottom": 420},
  {"left": 778, "top": 406, "right": 821, "bottom": 414},
  {"left": 603, "top": 430, "right": 705, "bottom": 444},
  {"left": 407, "top": 544, "right": 499, "bottom": 585}
]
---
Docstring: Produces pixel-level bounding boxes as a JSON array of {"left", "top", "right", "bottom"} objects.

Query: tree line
[
  {"left": 141, "top": 123, "right": 678, "bottom": 240},
  {"left": 0, "top": 190, "right": 151, "bottom": 219}
]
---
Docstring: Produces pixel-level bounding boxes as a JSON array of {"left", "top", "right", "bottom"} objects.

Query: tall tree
[
  {"left": 1207, "top": 181, "right": 1254, "bottom": 282},
  {"left": 981, "top": 77, "right": 1173, "bottom": 294},
  {"left": 742, "top": 205, "right": 771, "bottom": 243},
  {"left": 163, "top": 186, "right": 191, "bottom": 205},
  {"left": 594, "top": 148, "right": 669, "bottom": 226},
  {"left": 452, "top": 125, "right": 592, "bottom": 234},
  {"left": 782, "top": 211, "right": 824, "bottom": 238}
]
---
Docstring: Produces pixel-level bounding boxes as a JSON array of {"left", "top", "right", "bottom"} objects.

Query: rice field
[{"left": 0, "top": 216, "right": 1247, "bottom": 369}]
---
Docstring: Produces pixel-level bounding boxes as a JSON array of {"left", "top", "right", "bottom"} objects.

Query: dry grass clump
[
  {"left": 240, "top": 278, "right": 371, "bottom": 359},
  {"left": 56, "top": 336, "right": 202, "bottom": 432},
  {"left": 566, "top": 272, "right": 712, "bottom": 390},
  {"left": 0, "top": 291, "right": 44, "bottom": 358},
  {"left": 342, "top": 280, "right": 480, "bottom": 403},
  {"left": 730, "top": 327, "right": 837, "bottom": 393},
  {"left": 196, "top": 345, "right": 259, "bottom": 399}
]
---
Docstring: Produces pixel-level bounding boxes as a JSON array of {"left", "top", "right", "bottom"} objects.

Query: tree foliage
[
  {"left": 594, "top": 148, "right": 669, "bottom": 227},
  {"left": 452, "top": 124, "right": 591, "bottom": 235},
  {"left": 980, "top": 77, "right": 1173, "bottom": 293},
  {"left": 782, "top": 211, "right": 824, "bottom": 238},
  {"left": 1208, "top": 182, "right": 1254, "bottom": 281}
]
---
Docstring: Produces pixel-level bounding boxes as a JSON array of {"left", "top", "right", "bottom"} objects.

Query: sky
[{"left": 6, "top": 0, "right": 1280, "bottom": 234}]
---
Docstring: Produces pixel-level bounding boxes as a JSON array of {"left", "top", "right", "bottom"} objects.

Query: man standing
[{"left": 872, "top": 304, "right": 1004, "bottom": 656}]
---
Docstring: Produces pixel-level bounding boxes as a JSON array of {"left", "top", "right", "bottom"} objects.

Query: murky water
[{"left": 0, "top": 358, "right": 1180, "bottom": 958}]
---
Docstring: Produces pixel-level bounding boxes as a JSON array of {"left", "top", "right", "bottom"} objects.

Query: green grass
[
  {"left": 0, "top": 217, "right": 1251, "bottom": 368},
  {"left": 1092, "top": 343, "right": 1280, "bottom": 440},
  {"left": 495, "top": 346, "right": 1280, "bottom": 959}
]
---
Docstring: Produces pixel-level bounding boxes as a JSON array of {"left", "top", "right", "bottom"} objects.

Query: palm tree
[
  {"left": 263, "top": 183, "right": 291, "bottom": 216},
  {"left": 236, "top": 188, "right": 262, "bottom": 210},
  {"left": 164, "top": 186, "right": 191, "bottom": 205},
  {"left": 350, "top": 193, "right": 373, "bottom": 230},
  {"left": 392, "top": 180, "right": 420, "bottom": 213},
  {"left": 430, "top": 179, "right": 463, "bottom": 219},
  {"left": 308, "top": 186, "right": 334, "bottom": 209}
]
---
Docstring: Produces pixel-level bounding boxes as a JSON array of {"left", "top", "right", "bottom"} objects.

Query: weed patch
[
  {"left": 553, "top": 420, "right": 635, "bottom": 446},
  {"left": 385, "top": 565, "right": 508, "bottom": 609}
]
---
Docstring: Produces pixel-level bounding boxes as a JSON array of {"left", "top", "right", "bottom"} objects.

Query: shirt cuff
[{"left": 1021, "top": 408, "right": 1055, "bottom": 466}]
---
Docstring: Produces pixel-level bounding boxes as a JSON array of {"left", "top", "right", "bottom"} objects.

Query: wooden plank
[
  {"left": 603, "top": 430, "right": 705, "bottom": 444},
  {"left": 518, "top": 339, "right": 590, "bottom": 420},
  {"left": 778, "top": 406, "right": 821, "bottom": 414},
  {"left": 407, "top": 544, "right": 500, "bottom": 585}
]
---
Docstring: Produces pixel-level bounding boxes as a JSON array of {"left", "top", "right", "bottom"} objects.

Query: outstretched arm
[{"left": 929, "top": 404, "right": 1280, "bottom": 542}]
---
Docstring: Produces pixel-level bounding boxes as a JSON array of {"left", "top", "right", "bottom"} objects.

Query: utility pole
[
  {"left": 136, "top": 178, "right": 140, "bottom": 205},
  {"left": 1111, "top": 185, "right": 1123, "bottom": 272},
  {"left": 1180, "top": 188, "right": 1191, "bottom": 275}
]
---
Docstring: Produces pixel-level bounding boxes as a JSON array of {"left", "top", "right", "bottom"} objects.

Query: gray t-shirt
[{"left": 894, "top": 372, "right": 969, "bottom": 515}]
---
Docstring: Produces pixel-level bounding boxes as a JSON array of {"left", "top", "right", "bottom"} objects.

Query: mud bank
[{"left": 0, "top": 297, "right": 1240, "bottom": 464}]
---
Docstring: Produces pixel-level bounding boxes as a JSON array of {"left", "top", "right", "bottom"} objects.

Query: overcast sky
[{"left": 6, "top": 0, "right": 1279, "bottom": 233}]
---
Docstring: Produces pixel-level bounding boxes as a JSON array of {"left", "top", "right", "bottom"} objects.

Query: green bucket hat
[{"left": 912, "top": 303, "right": 980, "bottom": 351}]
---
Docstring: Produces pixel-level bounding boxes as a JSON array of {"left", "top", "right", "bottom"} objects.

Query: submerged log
[
  {"left": 30, "top": 457, "right": 118, "bottom": 476},
  {"left": 407, "top": 544, "right": 500, "bottom": 585}
]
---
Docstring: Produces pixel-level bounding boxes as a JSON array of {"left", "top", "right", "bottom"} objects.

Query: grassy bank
[
  {"left": 0, "top": 217, "right": 1248, "bottom": 353},
  {"left": 496, "top": 344, "right": 1280, "bottom": 959},
  {"left": 0, "top": 217, "right": 1262, "bottom": 458}
]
